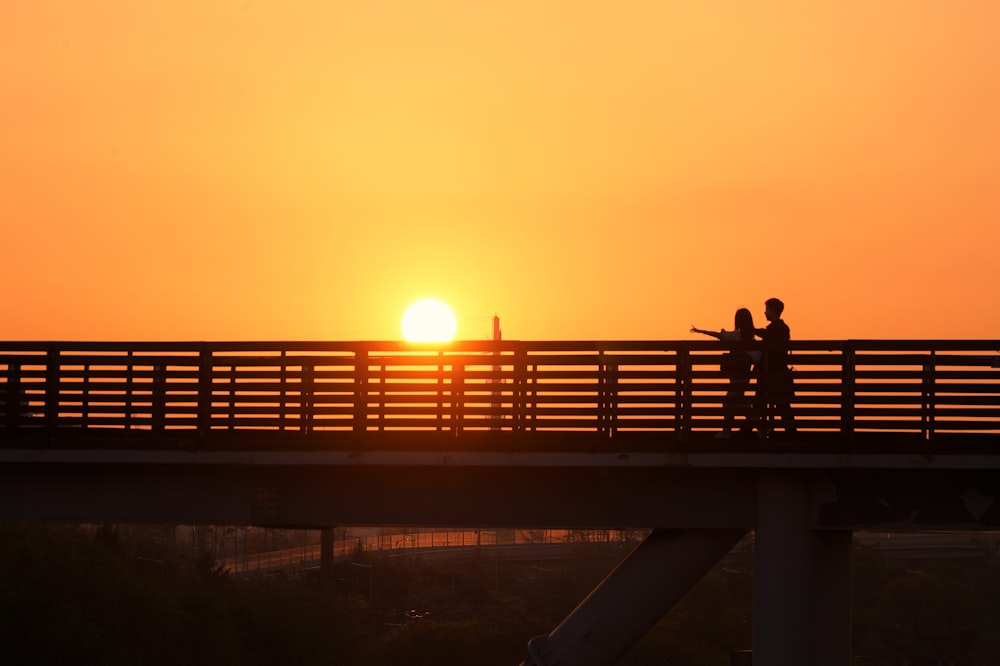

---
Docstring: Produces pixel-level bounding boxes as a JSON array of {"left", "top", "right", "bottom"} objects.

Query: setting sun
[{"left": 401, "top": 299, "right": 458, "bottom": 342}]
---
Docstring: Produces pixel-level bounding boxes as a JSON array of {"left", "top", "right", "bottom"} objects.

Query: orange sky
[{"left": 2, "top": 1, "right": 997, "bottom": 342}]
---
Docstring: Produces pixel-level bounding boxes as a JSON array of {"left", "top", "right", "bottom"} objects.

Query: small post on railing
[
  {"left": 489, "top": 357, "right": 503, "bottom": 431},
  {"left": 841, "top": 345, "right": 855, "bottom": 442},
  {"left": 598, "top": 352, "right": 608, "bottom": 436},
  {"left": 301, "top": 361, "right": 314, "bottom": 434},
  {"left": 353, "top": 349, "right": 368, "bottom": 433},
  {"left": 452, "top": 362, "right": 464, "bottom": 436},
  {"left": 491, "top": 316, "right": 502, "bottom": 431},
  {"left": 512, "top": 346, "right": 526, "bottom": 433},
  {"left": 81, "top": 363, "right": 91, "bottom": 428},
  {"left": 608, "top": 359, "right": 619, "bottom": 437},
  {"left": 377, "top": 361, "right": 386, "bottom": 433},
  {"left": 152, "top": 363, "right": 167, "bottom": 431},
  {"left": 44, "top": 346, "right": 59, "bottom": 433},
  {"left": 598, "top": 353, "right": 619, "bottom": 438},
  {"left": 198, "top": 345, "right": 212, "bottom": 441},
  {"left": 676, "top": 347, "right": 691, "bottom": 438},
  {"left": 4, "top": 360, "right": 22, "bottom": 429},
  {"left": 227, "top": 365, "right": 236, "bottom": 430},
  {"left": 125, "top": 351, "right": 135, "bottom": 430},
  {"left": 437, "top": 351, "right": 446, "bottom": 432},
  {"left": 279, "top": 351, "right": 288, "bottom": 432},
  {"left": 922, "top": 351, "right": 936, "bottom": 440}
]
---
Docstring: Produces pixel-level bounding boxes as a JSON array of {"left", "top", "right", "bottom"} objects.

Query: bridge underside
[
  {"left": 4, "top": 442, "right": 1000, "bottom": 666},
  {"left": 2, "top": 449, "right": 999, "bottom": 531}
]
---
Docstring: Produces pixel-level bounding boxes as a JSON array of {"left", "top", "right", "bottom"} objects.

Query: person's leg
[
  {"left": 732, "top": 381, "right": 750, "bottom": 433},
  {"left": 744, "top": 377, "right": 769, "bottom": 437},
  {"left": 719, "top": 387, "right": 736, "bottom": 437},
  {"left": 777, "top": 371, "right": 796, "bottom": 433},
  {"left": 778, "top": 399, "right": 796, "bottom": 433},
  {"left": 719, "top": 383, "right": 746, "bottom": 437}
]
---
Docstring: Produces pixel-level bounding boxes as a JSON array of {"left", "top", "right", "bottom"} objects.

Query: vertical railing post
[
  {"left": 437, "top": 352, "right": 445, "bottom": 432},
  {"left": 353, "top": 349, "right": 368, "bottom": 433},
  {"left": 198, "top": 345, "right": 212, "bottom": 441},
  {"left": 377, "top": 361, "right": 386, "bottom": 432},
  {"left": 81, "top": 363, "right": 91, "bottom": 429},
  {"left": 152, "top": 363, "right": 167, "bottom": 431},
  {"left": 301, "top": 361, "right": 314, "bottom": 434},
  {"left": 491, "top": 337, "right": 502, "bottom": 432},
  {"left": 452, "top": 362, "right": 464, "bottom": 436},
  {"left": 608, "top": 359, "right": 619, "bottom": 438},
  {"left": 279, "top": 351, "right": 288, "bottom": 432},
  {"left": 676, "top": 347, "right": 691, "bottom": 438},
  {"left": 598, "top": 352, "right": 608, "bottom": 436},
  {"left": 597, "top": 352, "right": 618, "bottom": 438},
  {"left": 125, "top": 351, "right": 135, "bottom": 430},
  {"left": 841, "top": 344, "right": 855, "bottom": 442},
  {"left": 227, "top": 365, "right": 236, "bottom": 430},
  {"left": 527, "top": 359, "right": 538, "bottom": 432},
  {"left": 513, "top": 346, "right": 527, "bottom": 433},
  {"left": 4, "top": 360, "right": 22, "bottom": 429},
  {"left": 44, "top": 346, "right": 59, "bottom": 433},
  {"left": 922, "top": 350, "right": 936, "bottom": 440}
]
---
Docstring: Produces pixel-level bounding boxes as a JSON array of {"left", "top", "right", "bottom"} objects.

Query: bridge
[{"left": 2, "top": 339, "right": 999, "bottom": 666}]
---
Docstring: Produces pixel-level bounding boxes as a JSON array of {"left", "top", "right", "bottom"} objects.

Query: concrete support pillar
[
  {"left": 753, "top": 472, "right": 852, "bottom": 666},
  {"left": 522, "top": 528, "right": 747, "bottom": 666}
]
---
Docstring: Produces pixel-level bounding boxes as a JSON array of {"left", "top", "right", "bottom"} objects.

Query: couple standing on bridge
[{"left": 691, "top": 297, "right": 797, "bottom": 439}]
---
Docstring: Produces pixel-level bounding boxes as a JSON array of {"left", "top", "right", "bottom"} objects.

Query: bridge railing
[{"left": 1, "top": 340, "right": 998, "bottom": 441}]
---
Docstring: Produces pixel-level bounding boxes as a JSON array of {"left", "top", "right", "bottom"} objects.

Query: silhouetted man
[{"left": 752, "top": 297, "right": 796, "bottom": 436}]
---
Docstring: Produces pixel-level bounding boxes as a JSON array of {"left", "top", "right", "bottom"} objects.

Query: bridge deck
[{"left": 1, "top": 340, "right": 998, "bottom": 529}]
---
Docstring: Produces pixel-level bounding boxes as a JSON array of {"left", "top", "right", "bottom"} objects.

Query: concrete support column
[
  {"left": 522, "top": 528, "right": 747, "bottom": 666},
  {"left": 753, "top": 472, "right": 852, "bottom": 666}
]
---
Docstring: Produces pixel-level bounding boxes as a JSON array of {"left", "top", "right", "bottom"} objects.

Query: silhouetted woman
[{"left": 691, "top": 308, "right": 758, "bottom": 438}]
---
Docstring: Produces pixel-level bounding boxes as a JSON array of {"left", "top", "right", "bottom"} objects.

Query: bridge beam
[
  {"left": 754, "top": 471, "right": 852, "bottom": 666},
  {"left": 521, "top": 528, "right": 747, "bottom": 666}
]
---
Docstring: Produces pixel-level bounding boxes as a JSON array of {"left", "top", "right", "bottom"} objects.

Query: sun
[{"left": 401, "top": 299, "right": 458, "bottom": 342}]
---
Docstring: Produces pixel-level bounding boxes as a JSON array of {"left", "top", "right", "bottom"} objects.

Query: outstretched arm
[{"left": 690, "top": 326, "right": 722, "bottom": 340}]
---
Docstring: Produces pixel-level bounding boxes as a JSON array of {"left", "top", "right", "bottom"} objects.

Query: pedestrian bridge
[
  {"left": 2, "top": 338, "right": 998, "bottom": 528},
  {"left": 2, "top": 339, "right": 999, "bottom": 666}
]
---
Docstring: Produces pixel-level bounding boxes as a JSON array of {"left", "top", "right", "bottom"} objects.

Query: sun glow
[{"left": 401, "top": 299, "right": 458, "bottom": 342}]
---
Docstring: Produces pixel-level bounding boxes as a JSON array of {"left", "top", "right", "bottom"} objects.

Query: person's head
[
  {"left": 734, "top": 308, "right": 755, "bottom": 338},
  {"left": 764, "top": 297, "right": 784, "bottom": 322}
]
